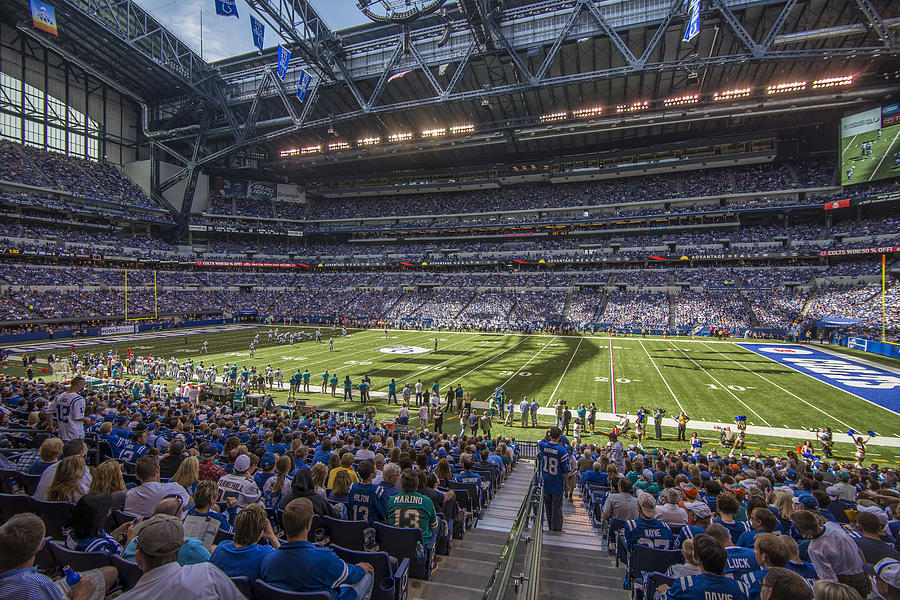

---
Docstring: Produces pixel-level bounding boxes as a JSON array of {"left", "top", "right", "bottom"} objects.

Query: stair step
[
  {"left": 408, "top": 580, "right": 486, "bottom": 600},
  {"left": 540, "top": 578, "right": 630, "bottom": 600},
  {"left": 429, "top": 566, "right": 493, "bottom": 588},
  {"left": 451, "top": 546, "right": 504, "bottom": 562},
  {"left": 436, "top": 556, "right": 497, "bottom": 576},
  {"left": 541, "top": 566, "right": 622, "bottom": 587}
]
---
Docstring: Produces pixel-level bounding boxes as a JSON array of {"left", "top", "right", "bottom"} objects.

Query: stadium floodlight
[
  {"left": 280, "top": 148, "right": 301, "bottom": 157},
  {"left": 449, "top": 124, "right": 474, "bottom": 134},
  {"left": 388, "top": 132, "right": 413, "bottom": 142},
  {"left": 357, "top": 137, "right": 381, "bottom": 146},
  {"left": 422, "top": 128, "right": 446, "bottom": 138},
  {"left": 713, "top": 88, "right": 751, "bottom": 101},
  {"left": 573, "top": 106, "right": 603, "bottom": 118},
  {"left": 615, "top": 101, "right": 649, "bottom": 113},
  {"left": 663, "top": 94, "right": 699, "bottom": 107},
  {"left": 539, "top": 111, "right": 568, "bottom": 123},
  {"left": 328, "top": 141, "right": 350, "bottom": 151},
  {"left": 301, "top": 145, "right": 321, "bottom": 154},
  {"left": 767, "top": 81, "right": 807, "bottom": 94},
  {"left": 812, "top": 75, "right": 853, "bottom": 89}
]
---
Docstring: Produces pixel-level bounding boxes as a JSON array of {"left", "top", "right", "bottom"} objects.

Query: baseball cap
[
  {"left": 680, "top": 483, "right": 698, "bottom": 499},
  {"left": 201, "top": 444, "right": 218, "bottom": 457},
  {"left": 133, "top": 514, "right": 184, "bottom": 556},
  {"left": 638, "top": 493, "right": 657, "bottom": 511},
  {"left": 786, "top": 469, "right": 798, "bottom": 479},
  {"left": 858, "top": 504, "right": 888, "bottom": 526},
  {"left": 642, "top": 468, "right": 654, "bottom": 480},
  {"left": 234, "top": 454, "right": 251, "bottom": 473},
  {"left": 796, "top": 495, "right": 819, "bottom": 509},
  {"left": 685, "top": 501, "right": 711, "bottom": 519},
  {"left": 826, "top": 485, "right": 840, "bottom": 499},
  {"left": 260, "top": 452, "right": 277, "bottom": 470},
  {"left": 865, "top": 558, "right": 900, "bottom": 589}
]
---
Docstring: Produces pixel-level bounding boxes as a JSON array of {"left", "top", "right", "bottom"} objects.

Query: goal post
[{"left": 124, "top": 269, "right": 158, "bottom": 321}]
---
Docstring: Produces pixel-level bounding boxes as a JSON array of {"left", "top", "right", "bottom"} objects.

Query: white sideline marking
[
  {"left": 703, "top": 342, "right": 855, "bottom": 430},
  {"left": 668, "top": 341, "right": 771, "bottom": 426},
  {"left": 547, "top": 337, "right": 584, "bottom": 406},
  {"left": 639, "top": 339, "right": 685, "bottom": 414}
]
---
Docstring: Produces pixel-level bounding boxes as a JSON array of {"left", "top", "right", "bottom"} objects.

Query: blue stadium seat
[
  {"left": 111, "top": 554, "right": 143, "bottom": 591},
  {"left": 31, "top": 499, "right": 74, "bottom": 540},
  {"left": 322, "top": 516, "right": 371, "bottom": 551},
  {"left": 230, "top": 576, "right": 253, "bottom": 599},
  {"left": 251, "top": 580, "right": 332, "bottom": 600},
  {"left": 374, "top": 522, "right": 435, "bottom": 580},
  {"left": 626, "top": 547, "right": 683, "bottom": 600},
  {"left": 47, "top": 540, "right": 112, "bottom": 572},
  {"left": 331, "top": 544, "right": 409, "bottom": 600}
]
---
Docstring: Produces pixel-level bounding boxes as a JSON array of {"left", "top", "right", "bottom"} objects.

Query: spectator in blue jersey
[
  {"left": 737, "top": 508, "right": 781, "bottom": 548},
  {"left": 185, "top": 480, "right": 233, "bottom": 532},
  {"left": 538, "top": 427, "right": 569, "bottom": 532},
  {"left": 714, "top": 494, "right": 752, "bottom": 544},
  {"left": 780, "top": 536, "right": 816, "bottom": 583},
  {"left": 759, "top": 567, "right": 812, "bottom": 600},
  {"left": 255, "top": 453, "right": 278, "bottom": 491},
  {"left": 623, "top": 493, "right": 674, "bottom": 551},
  {"left": 259, "top": 497, "right": 374, "bottom": 599},
  {"left": 349, "top": 459, "right": 380, "bottom": 523},
  {"left": 738, "top": 533, "right": 791, "bottom": 600},
  {"left": 706, "top": 524, "right": 759, "bottom": 579},
  {"left": 582, "top": 461, "right": 608, "bottom": 487},
  {"left": 210, "top": 504, "right": 279, "bottom": 581},
  {"left": 660, "top": 534, "right": 750, "bottom": 600},
  {"left": 675, "top": 501, "right": 712, "bottom": 548},
  {"left": 454, "top": 455, "right": 484, "bottom": 504},
  {"left": 64, "top": 493, "right": 130, "bottom": 555},
  {"left": 373, "top": 463, "right": 402, "bottom": 521}
]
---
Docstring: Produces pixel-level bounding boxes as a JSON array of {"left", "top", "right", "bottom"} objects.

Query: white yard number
[
  {"left": 431, "top": 366, "right": 447, "bottom": 371},
  {"left": 594, "top": 377, "right": 632, "bottom": 384},
  {"left": 707, "top": 384, "right": 746, "bottom": 391},
  {"left": 499, "top": 371, "right": 532, "bottom": 377},
  {"left": 344, "top": 360, "right": 373, "bottom": 366}
]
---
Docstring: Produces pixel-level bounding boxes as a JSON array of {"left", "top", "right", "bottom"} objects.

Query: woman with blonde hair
[
  {"left": 310, "top": 462, "right": 328, "bottom": 499},
  {"left": 262, "top": 455, "right": 293, "bottom": 509},
  {"left": 770, "top": 488, "right": 795, "bottom": 526},
  {"left": 89, "top": 459, "right": 127, "bottom": 510},
  {"left": 171, "top": 456, "right": 200, "bottom": 497},
  {"left": 330, "top": 470, "right": 353, "bottom": 505},
  {"left": 29, "top": 437, "right": 63, "bottom": 475},
  {"left": 812, "top": 580, "right": 863, "bottom": 600},
  {"left": 47, "top": 455, "right": 88, "bottom": 503}
]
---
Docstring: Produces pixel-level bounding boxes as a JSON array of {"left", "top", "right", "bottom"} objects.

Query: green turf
[
  {"left": 840, "top": 121, "right": 900, "bottom": 184},
  {"left": 6, "top": 326, "right": 900, "bottom": 463}
]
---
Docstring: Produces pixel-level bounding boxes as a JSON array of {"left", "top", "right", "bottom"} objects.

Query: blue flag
[
  {"left": 525, "top": 46, "right": 540, "bottom": 57},
  {"left": 214, "top": 0, "right": 239, "bottom": 18},
  {"left": 250, "top": 15, "right": 265, "bottom": 54},
  {"left": 277, "top": 45, "right": 291, "bottom": 80},
  {"left": 682, "top": 0, "right": 701, "bottom": 42},
  {"left": 296, "top": 70, "right": 312, "bottom": 101}
]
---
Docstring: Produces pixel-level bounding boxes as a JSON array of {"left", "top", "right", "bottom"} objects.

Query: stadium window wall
[{"left": 0, "top": 22, "right": 139, "bottom": 166}]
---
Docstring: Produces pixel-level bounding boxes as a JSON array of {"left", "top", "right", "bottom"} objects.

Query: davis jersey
[
  {"left": 623, "top": 517, "right": 674, "bottom": 550},
  {"left": 47, "top": 392, "right": 85, "bottom": 441},
  {"left": 348, "top": 482, "right": 380, "bottom": 524},
  {"left": 666, "top": 573, "right": 750, "bottom": 600},
  {"left": 537, "top": 440, "right": 569, "bottom": 495},
  {"left": 386, "top": 492, "right": 438, "bottom": 544}
]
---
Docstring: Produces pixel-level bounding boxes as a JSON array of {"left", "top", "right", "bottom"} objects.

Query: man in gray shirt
[{"left": 602, "top": 478, "right": 638, "bottom": 523}]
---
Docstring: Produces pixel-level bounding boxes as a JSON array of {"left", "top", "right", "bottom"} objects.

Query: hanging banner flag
[
  {"left": 214, "top": 0, "right": 239, "bottom": 18},
  {"left": 682, "top": 0, "right": 701, "bottom": 42},
  {"left": 438, "top": 63, "right": 450, "bottom": 76},
  {"left": 277, "top": 45, "right": 291, "bottom": 80},
  {"left": 30, "top": 0, "right": 58, "bottom": 36},
  {"left": 250, "top": 15, "right": 265, "bottom": 54},
  {"left": 296, "top": 70, "right": 312, "bottom": 101},
  {"left": 525, "top": 46, "right": 540, "bottom": 57},
  {"left": 387, "top": 69, "right": 412, "bottom": 83}
]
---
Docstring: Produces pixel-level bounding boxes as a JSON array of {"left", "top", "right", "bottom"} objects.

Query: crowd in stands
[
  {"left": 674, "top": 291, "right": 754, "bottom": 329},
  {"left": 601, "top": 293, "right": 670, "bottom": 329}
]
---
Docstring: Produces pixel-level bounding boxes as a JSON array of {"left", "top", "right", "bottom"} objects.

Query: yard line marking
[
  {"left": 704, "top": 341, "right": 857, "bottom": 430},
  {"left": 668, "top": 341, "right": 771, "bottom": 426},
  {"left": 444, "top": 335, "right": 534, "bottom": 389},
  {"left": 870, "top": 128, "right": 900, "bottom": 181},
  {"left": 639, "top": 339, "right": 685, "bottom": 413},
  {"left": 362, "top": 334, "right": 473, "bottom": 379},
  {"left": 841, "top": 134, "right": 858, "bottom": 156},
  {"left": 546, "top": 337, "right": 584, "bottom": 406},
  {"left": 499, "top": 336, "right": 557, "bottom": 390},
  {"left": 609, "top": 339, "right": 616, "bottom": 413}
]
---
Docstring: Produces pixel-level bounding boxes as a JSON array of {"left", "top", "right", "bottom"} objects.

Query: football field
[
  {"left": 840, "top": 120, "right": 900, "bottom": 184},
  {"left": 7, "top": 325, "right": 900, "bottom": 463}
]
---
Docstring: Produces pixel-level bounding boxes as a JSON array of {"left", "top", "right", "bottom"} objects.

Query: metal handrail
[
  {"left": 524, "top": 479, "right": 543, "bottom": 600},
  {"left": 483, "top": 460, "right": 542, "bottom": 600}
]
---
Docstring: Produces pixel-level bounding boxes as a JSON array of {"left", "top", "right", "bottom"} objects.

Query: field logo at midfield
[
  {"left": 379, "top": 346, "right": 428, "bottom": 354},
  {"left": 756, "top": 347, "right": 813, "bottom": 355},
  {"left": 739, "top": 343, "right": 900, "bottom": 413}
]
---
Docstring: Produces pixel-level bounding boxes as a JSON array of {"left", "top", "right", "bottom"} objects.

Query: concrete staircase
[
  {"left": 539, "top": 481, "right": 628, "bottom": 600},
  {"left": 409, "top": 464, "right": 534, "bottom": 600}
]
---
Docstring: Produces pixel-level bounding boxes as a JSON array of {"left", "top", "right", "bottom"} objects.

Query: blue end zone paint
[{"left": 738, "top": 343, "right": 900, "bottom": 414}]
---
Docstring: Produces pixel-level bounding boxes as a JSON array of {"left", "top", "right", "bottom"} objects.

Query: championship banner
[
  {"left": 214, "top": 0, "right": 239, "bottom": 17},
  {"left": 248, "top": 180, "right": 276, "bottom": 201},
  {"left": 824, "top": 199, "right": 850, "bottom": 210},
  {"left": 277, "top": 45, "right": 291, "bottom": 80},
  {"left": 682, "top": 0, "right": 701, "bottom": 42},
  {"left": 30, "top": 0, "right": 58, "bottom": 36},
  {"left": 818, "top": 246, "right": 900, "bottom": 257},
  {"left": 296, "top": 70, "right": 312, "bottom": 101},
  {"left": 250, "top": 15, "right": 265, "bottom": 54}
]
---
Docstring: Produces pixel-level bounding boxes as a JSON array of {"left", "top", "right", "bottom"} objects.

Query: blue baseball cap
[{"left": 260, "top": 452, "right": 277, "bottom": 469}]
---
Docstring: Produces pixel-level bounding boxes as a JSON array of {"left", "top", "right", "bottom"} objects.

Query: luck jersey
[
  {"left": 386, "top": 492, "right": 438, "bottom": 545},
  {"left": 348, "top": 482, "right": 380, "bottom": 524},
  {"left": 725, "top": 546, "right": 759, "bottom": 578},
  {"left": 665, "top": 573, "right": 750, "bottom": 600},
  {"left": 47, "top": 392, "right": 86, "bottom": 441},
  {"left": 623, "top": 517, "right": 674, "bottom": 551},
  {"left": 537, "top": 440, "right": 569, "bottom": 495}
]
